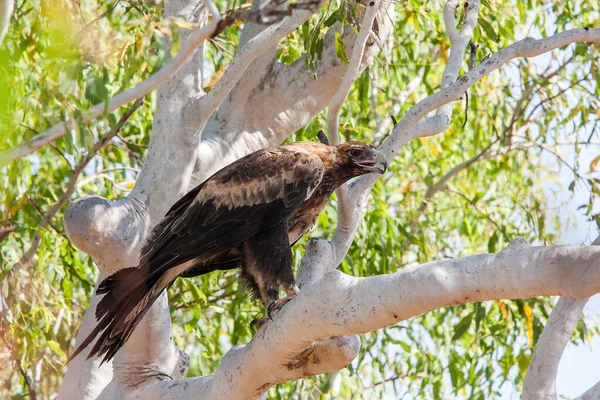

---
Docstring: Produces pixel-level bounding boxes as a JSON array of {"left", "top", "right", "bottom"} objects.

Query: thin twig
[
  {"left": 77, "top": 0, "right": 120, "bottom": 36},
  {"left": 116, "top": 133, "right": 148, "bottom": 149},
  {"left": 0, "top": 224, "right": 16, "bottom": 242},
  {"left": 449, "top": 188, "right": 503, "bottom": 231},
  {"left": 26, "top": 195, "right": 66, "bottom": 236},
  {"left": 525, "top": 72, "right": 591, "bottom": 121},
  {"left": 19, "top": 366, "right": 36, "bottom": 400},
  {"left": 325, "top": 0, "right": 382, "bottom": 239}
]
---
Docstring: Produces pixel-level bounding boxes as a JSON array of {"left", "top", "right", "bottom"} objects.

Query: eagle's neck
[
  {"left": 314, "top": 147, "right": 360, "bottom": 193},
  {"left": 318, "top": 167, "right": 356, "bottom": 197}
]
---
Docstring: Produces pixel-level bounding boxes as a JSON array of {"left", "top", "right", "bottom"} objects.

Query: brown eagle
[{"left": 69, "top": 141, "right": 387, "bottom": 364}]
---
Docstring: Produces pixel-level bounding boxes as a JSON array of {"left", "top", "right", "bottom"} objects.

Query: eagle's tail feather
[{"left": 68, "top": 266, "right": 169, "bottom": 364}]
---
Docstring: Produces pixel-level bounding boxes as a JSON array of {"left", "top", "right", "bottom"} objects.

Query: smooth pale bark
[
  {"left": 128, "top": 238, "right": 600, "bottom": 399},
  {"left": 59, "top": 0, "right": 390, "bottom": 398},
  {"left": 523, "top": 236, "right": 600, "bottom": 399},
  {"left": 51, "top": 0, "right": 600, "bottom": 396},
  {"left": 59, "top": 1, "right": 206, "bottom": 397},
  {"left": 523, "top": 297, "right": 589, "bottom": 400},
  {"left": 190, "top": 0, "right": 394, "bottom": 186}
]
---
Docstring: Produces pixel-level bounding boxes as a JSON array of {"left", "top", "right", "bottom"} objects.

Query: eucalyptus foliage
[{"left": 1, "top": 0, "right": 599, "bottom": 399}]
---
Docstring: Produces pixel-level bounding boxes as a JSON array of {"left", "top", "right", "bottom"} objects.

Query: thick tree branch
[
  {"left": 182, "top": 1, "right": 326, "bottom": 135},
  {"left": 378, "top": 28, "right": 600, "bottom": 161},
  {"left": 405, "top": 0, "right": 480, "bottom": 141},
  {"left": 190, "top": 0, "right": 394, "bottom": 186},
  {"left": 129, "top": 238, "right": 600, "bottom": 399},
  {"left": 326, "top": 0, "right": 381, "bottom": 236},
  {"left": 315, "top": 0, "right": 481, "bottom": 269},
  {"left": 576, "top": 381, "right": 600, "bottom": 400},
  {"left": 327, "top": 0, "right": 382, "bottom": 147},
  {"left": 523, "top": 236, "right": 600, "bottom": 400},
  {"left": 523, "top": 297, "right": 589, "bottom": 400},
  {"left": 328, "top": 28, "right": 600, "bottom": 267}
]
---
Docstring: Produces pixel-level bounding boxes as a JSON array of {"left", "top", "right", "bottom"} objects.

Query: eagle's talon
[
  {"left": 267, "top": 301, "right": 277, "bottom": 320},
  {"left": 250, "top": 316, "right": 269, "bottom": 331},
  {"left": 266, "top": 295, "right": 296, "bottom": 319}
]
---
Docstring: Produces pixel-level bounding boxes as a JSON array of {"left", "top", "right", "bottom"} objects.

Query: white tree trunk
[
  {"left": 59, "top": 0, "right": 393, "bottom": 398},
  {"left": 54, "top": 0, "right": 600, "bottom": 397}
]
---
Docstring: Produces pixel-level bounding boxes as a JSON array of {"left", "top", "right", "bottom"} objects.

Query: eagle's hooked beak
[
  {"left": 373, "top": 151, "right": 388, "bottom": 174},
  {"left": 357, "top": 151, "right": 388, "bottom": 174}
]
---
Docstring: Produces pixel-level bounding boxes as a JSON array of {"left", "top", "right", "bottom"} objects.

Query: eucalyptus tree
[{"left": 1, "top": 0, "right": 599, "bottom": 399}]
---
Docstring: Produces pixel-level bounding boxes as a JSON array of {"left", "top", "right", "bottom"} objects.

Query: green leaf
[
  {"left": 480, "top": 0, "right": 494, "bottom": 11},
  {"left": 397, "top": 224, "right": 414, "bottom": 244},
  {"left": 334, "top": 32, "right": 350, "bottom": 64},
  {"left": 399, "top": 341, "right": 411, "bottom": 352},
  {"left": 85, "top": 74, "right": 109, "bottom": 105},
  {"left": 472, "top": 192, "right": 485, "bottom": 204},
  {"left": 452, "top": 312, "right": 474, "bottom": 341},
  {"left": 301, "top": 21, "right": 310, "bottom": 49},
  {"left": 47, "top": 340, "right": 66, "bottom": 361},
  {"left": 185, "top": 280, "right": 208, "bottom": 304},
  {"left": 478, "top": 17, "right": 499, "bottom": 41},
  {"left": 488, "top": 232, "right": 498, "bottom": 253}
]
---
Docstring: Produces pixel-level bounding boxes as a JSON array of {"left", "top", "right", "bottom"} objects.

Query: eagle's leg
[
  {"left": 267, "top": 284, "right": 299, "bottom": 319},
  {"left": 242, "top": 221, "right": 298, "bottom": 327}
]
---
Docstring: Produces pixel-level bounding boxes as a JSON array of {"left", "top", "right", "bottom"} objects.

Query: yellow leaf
[
  {"left": 524, "top": 305, "right": 533, "bottom": 348},
  {"left": 497, "top": 300, "right": 508, "bottom": 318},
  {"left": 401, "top": 181, "right": 412, "bottom": 194},
  {"left": 591, "top": 155, "right": 600, "bottom": 172},
  {"left": 167, "top": 17, "right": 201, "bottom": 30},
  {"left": 481, "top": 75, "right": 487, "bottom": 82},
  {"left": 420, "top": 138, "right": 440, "bottom": 156},
  {"left": 157, "top": 25, "right": 172, "bottom": 36},
  {"left": 440, "top": 42, "right": 448, "bottom": 63},
  {"left": 204, "top": 66, "right": 226, "bottom": 91}
]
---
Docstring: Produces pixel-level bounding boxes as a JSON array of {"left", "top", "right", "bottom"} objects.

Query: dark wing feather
[
  {"left": 69, "top": 147, "right": 325, "bottom": 364},
  {"left": 139, "top": 148, "right": 324, "bottom": 273}
]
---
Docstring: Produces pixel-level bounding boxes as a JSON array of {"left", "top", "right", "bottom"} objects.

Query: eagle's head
[{"left": 336, "top": 141, "right": 388, "bottom": 176}]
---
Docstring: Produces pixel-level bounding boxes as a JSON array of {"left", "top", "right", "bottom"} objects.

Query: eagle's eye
[{"left": 350, "top": 148, "right": 362, "bottom": 157}]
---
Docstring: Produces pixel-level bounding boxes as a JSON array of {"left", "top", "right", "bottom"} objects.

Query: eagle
[{"left": 69, "top": 140, "right": 387, "bottom": 364}]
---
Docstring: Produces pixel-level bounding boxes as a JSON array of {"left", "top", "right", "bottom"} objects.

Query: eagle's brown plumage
[{"left": 69, "top": 141, "right": 387, "bottom": 364}]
